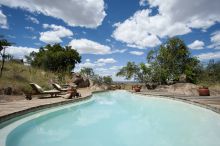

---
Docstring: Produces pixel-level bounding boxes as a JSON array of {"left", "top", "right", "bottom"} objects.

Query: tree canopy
[
  {"left": 80, "top": 67, "right": 95, "bottom": 78},
  {"left": 148, "top": 37, "right": 200, "bottom": 84},
  {"left": 26, "top": 44, "right": 81, "bottom": 72},
  {"left": 0, "top": 39, "right": 12, "bottom": 77},
  {"left": 79, "top": 67, "right": 113, "bottom": 85},
  {"left": 117, "top": 38, "right": 201, "bottom": 84}
]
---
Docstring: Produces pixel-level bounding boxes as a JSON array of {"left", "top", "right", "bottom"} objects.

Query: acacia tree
[
  {"left": 116, "top": 62, "right": 152, "bottom": 83},
  {"left": 26, "top": 44, "right": 81, "bottom": 73},
  {"left": 0, "top": 39, "right": 12, "bottom": 77},
  {"left": 148, "top": 37, "right": 200, "bottom": 84},
  {"left": 79, "top": 68, "right": 113, "bottom": 85},
  {"left": 103, "top": 76, "right": 113, "bottom": 85},
  {"left": 117, "top": 38, "right": 201, "bottom": 85},
  {"left": 80, "top": 67, "right": 95, "bottom": 78}
]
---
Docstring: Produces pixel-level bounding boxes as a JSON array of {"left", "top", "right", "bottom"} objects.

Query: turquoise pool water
[{"left": 1, "top": 91, "right": 220, "bottom": 146}]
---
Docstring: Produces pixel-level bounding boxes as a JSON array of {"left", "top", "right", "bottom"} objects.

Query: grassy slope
[{"left": 0, "top": 61, "right": 71, "bottom": 95}]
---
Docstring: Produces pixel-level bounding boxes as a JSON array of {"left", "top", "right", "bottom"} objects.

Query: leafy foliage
[
  {"left": 148, "top": 38, "right": 200, "bottom": 84},
  {"left": 79, "top": 67, "right": 113, "bottom": 85},
  {"left": 103, "top": 76, "right": 113, "bottom": 85},
  {"left": 198, "top": 60, "right": 220, "bottom": 86},
  {"left": 0, "top": 39, "right": 12, "bottom": 77},
  {"left": 117, "top": 38, "right": 201, "bottom": 84},
  {"left": 26, "top": 44, "right": 81, "bottom": 72},
  {"left": 80, "top": 67, "right": 95, "bottom": 78}
]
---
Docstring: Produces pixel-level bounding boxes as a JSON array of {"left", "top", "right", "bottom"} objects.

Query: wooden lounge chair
[
  {"left": 29, "top": 83, "right": 60, "bottom": 98},
  {"left": 52, "top": 83, "right": 68, "bottom": 92}
]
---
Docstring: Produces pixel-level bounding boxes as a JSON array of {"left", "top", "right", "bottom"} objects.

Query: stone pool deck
[
  {"left": 1, "top": 89, "right": 220, "bottom": 124},
  {"left": 132, "top": 91, "right": 220, "bottom": 114},
  {"left": 0, "top": 88, "right": 104, "bottom": 123}
]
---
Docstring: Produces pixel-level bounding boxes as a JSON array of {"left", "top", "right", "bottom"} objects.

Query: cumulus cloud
[
  {"left": 39, "top": 24, "right": 73, "bottom": 44},
  {"left": 0, "top": 0, "right": 106, "bottom": 28},
  {"left": 0, "top": 10, "right": 8, "bottom": 29},
  {"left": 188, "top": 40, "right": 205, "bottom": 50},
  {"left": 25, "top": 15, "right": 39, "bottom": 24},
  {"left": 74, "top": 58, "right": 117, "bottom": 72},
  {"left": 196, "top": 51, "right": 220, "bottom": 60},
  {"left": 74, "top": 59, "right": 124, "bottom": 81},
  {"left": 112, "top": 0, "right": 220, "bottom": 49},
  {"left": 129, "top": 51, "right": 144, "bottom": 55},
  {"left": 208, "top": 31, "right": 220, "bottom": 49},
  {"left": 96, "top": 58, "right": 117, "bottom": 64},
  {"left": 111, "top": 49, "right": 127, "bottom": 53},
  {"left": 69, "top": 39, "right": 111, "bottom": 55},
  {"left": 5, "top": 46, "right": 38, "bottom": 59}
]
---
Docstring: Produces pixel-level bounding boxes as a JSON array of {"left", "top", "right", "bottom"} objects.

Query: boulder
[
  {"left": 90, "top": 85, "right": 108, "bottom": 91},
  {"left": 72, "top": 73, "right": 90, "bottom": 88},
  {"left": 155, "top": 83, "right": 199, "bottom": 96}
]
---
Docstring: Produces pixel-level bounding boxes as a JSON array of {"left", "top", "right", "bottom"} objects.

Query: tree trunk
[{"left": 0, "top": 48, "right": 5, "bottom": 77}]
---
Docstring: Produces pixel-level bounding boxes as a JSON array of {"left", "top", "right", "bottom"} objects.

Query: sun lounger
[
  {"left": 52, "top": 83, "right": 68, "bottom": 92},
  {"left": 29, "top": 83, "right": 60, "bottom": 97}
]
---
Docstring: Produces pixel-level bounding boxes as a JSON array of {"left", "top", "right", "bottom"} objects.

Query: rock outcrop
[
  {"left": 72, "top": 73, "right": 90, "bottom": 88},
  {"left": 154, "top": 83, "right": 199, "bottom": 96}
]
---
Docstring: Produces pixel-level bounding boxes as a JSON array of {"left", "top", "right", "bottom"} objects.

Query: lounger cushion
[
  {"left": 54, "top": 83, "right": 62, "bottom": 90},
  {"left": 34, "top": 84, "right": 44, "bottom": 93}
]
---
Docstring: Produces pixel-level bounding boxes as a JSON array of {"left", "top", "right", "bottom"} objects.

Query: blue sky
[{"left": 0, "top": 0, "right": 220, "bottom": 81}]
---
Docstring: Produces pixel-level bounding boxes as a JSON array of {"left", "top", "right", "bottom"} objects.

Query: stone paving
[
  {"left": 0, "top": 88, "right": 94, "bottom": 123},
  {"left": 133, "top": 91, "right": 220, "bottom": 114},
  {"left": 1, "top": 89, "right": 220, "bottom": 124}
]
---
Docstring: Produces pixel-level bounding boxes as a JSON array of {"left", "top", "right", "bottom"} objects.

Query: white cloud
[
  {"left": 112, "top": 0, "right": 220, "bottom": 49},
  {"left": 74, "top": 58, "right": 117, "bottom": 72},
  {"left": 24, "top": 35, "right": 37, "bottom": 40},
  {"left": 7, "top": 35, "right": 16, "bottom": 39},
  {"left": 25, "top": 15, "right": 39, "bottom": 24},
  {"left": 85, "top": 59, "right": 90, "bottom": 62},
  {"left": 96, "top": 58, "right": 117, "bottom": 64},
  {"left": 148, "top": 0, "right": 220, "bottom": 30},
  {"left": 188, "top": 40, "right": 205, "bottom": 50},
  {"left": 0, "top": 0, "right": 106, "bottom": 28},
  {"left": 129, "top": 51, "right": 144, "bottom": 55},
  {"left": 111, "top": 49, "right": 127, "bottom": 53},
  {"left": 0, "top": 10, "right": 8, "bottom": 29},
  {"left": 208, "top": 31, "right": 220, "bottom": 49},
  {"left": 25, "top": 26, "right": 34, "bottom": 31},
  {"left": 112, "top": 10, "right": 163, "bottom": 49},
  {"left": 139, "top": 0, "right": 147, "bottom": 6},
  {"left": 196, "top": 51, "right": 220, "bottom": 60},
  {"left": 39, "top": 24, "right": 73, "bottom": 44},
  {"left": 69, "top": 39, "right": 111, "bottom": 55},
  {"left": 106, "top": 39, "right": 111, "bottom": 42},
  {"left": 74, "top": 59, "right": 124, "bottom": 81},
  {"left": 109, "top": 65, "right": 123, "bottom": 70},
  {"left": 5, "top": 46, "right": 38, "bottom": 59}
]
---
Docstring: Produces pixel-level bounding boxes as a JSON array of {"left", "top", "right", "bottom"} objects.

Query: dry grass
[{"left": 0, "top": 61, "right": 71, "bottom": 95}]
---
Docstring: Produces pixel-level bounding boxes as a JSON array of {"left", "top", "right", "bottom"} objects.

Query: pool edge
[
  {"left": 131, "top": 91, "right": 220, "bottom": 115},
  {"left": 0, "top": 90, "right": 107, "bottom": 124}
]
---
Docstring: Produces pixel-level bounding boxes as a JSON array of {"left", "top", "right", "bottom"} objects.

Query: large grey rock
[
  {"left": 72, "top": 73, "right": 90, "bottom": 88},
  {"left": 155, "top": 83, "right": 199, "bottom": 96},
  {"left": 90, "top": 85, "right": 108, "bottom": 91}
]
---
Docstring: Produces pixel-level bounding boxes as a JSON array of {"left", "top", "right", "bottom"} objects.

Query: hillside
[{"left": 0, "top": 61, "right": 71, "bottom": 95}]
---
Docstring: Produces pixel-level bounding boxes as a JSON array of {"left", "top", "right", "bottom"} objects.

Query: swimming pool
[{"left": 1, "top": 90, "right": 220, "bottom": 146}]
